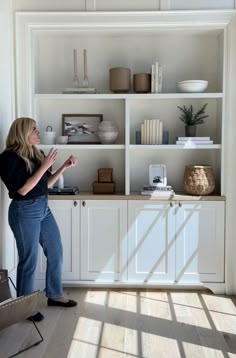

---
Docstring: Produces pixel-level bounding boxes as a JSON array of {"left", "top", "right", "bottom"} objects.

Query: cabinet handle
[
  {"left": 178, "top": 202, "right": 182, "bottom": 207},
  {"left": 73, "top": 201, "right": 78, "bottom": 207},
  {"left": 82, "top": 201, "right": 86, "bottom": 207},
  {"left": 170, "top": 201, "right": 174, "bottom": 207}
]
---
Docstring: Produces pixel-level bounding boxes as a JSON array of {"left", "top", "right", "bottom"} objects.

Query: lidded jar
[{"left": 97, "top": 121, "right": 118, "bottom": 144}]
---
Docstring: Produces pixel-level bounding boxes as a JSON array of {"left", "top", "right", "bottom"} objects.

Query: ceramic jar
[
  {"left": 133, "top": 73, "right": 151, "bottom": 93},
  {"left": 40, "top": 125, "right": 56, "bottom": 145},
  {"left": 109, "top": 67, "right": 131, "bottom": 93},
  {"left": 97, "top": 121, "right": 118, "bottom": 144}
]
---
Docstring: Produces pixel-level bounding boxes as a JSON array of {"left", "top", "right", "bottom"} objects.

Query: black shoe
[
  {"left": 27, "top": 312, "right": 44, "bottom": 322},
  {"left": 47, "top": 298, "right": 77, "bottom": 307}
]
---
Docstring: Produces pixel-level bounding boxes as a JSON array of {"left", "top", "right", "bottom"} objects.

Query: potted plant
[{"left": 177, "top": 103, "right": 209, "bottom": 137}]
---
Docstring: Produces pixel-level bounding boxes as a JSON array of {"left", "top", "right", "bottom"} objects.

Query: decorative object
[
  {"left": 73, "top": 48, "right": 79, "bottom": 87},
  {"left": 133, "top": 73, "right": 151, "bottom": 93},
  {"left": 98, "top": 168, "right": 113, "bottom": 182},
  {"left": 93, "top": 167, "right": 115, "bottom": 194},
  {"left": 93, "top": 181, "right": 115, "bottom": 194},
  {"left": 62, "top": 114, "right": 102, "bottom": 144},
  {"left": 183, "top": 165, "right": 215, "bottom": 195},
  {"left": 177, "top": 80, "right": 208, "bottom": 93},
  {"left": 109, "top": 67, "right": 131, "bottom": 93},
  {"left": 178, "top": 103, "right": 209, "bottom": 137},
  {"left": 162, "top": 130, "right": 169, "bottom": 144},
  {"left": 63, "top": 49, "right": 96, "bottom": 94},
  {"left": 96, "top": 120, "right": 118, "bottom": 144},
  {"left": 149, "top": 164, "right": 167, "bottom": 186},
  {"left": 82, "top": 49, "right": 89, "bottom": 88},
  {"left": 57, "top": 135, "right": 68, "bottom": 144},
  {"left": 135, "top": 130, "right": 141, "bottom": 144},
  {"left": 40, "top": 125, "right": 56, "bottom": 145}
]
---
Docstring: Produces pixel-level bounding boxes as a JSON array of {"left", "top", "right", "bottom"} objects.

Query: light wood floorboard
[{"left": 0, "top": 289, "right": 236, "bottom": 358}]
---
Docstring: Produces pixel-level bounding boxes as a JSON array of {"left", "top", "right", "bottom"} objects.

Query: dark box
[
  {"left": 93, "top": 181, "right": 115, "bottom": 194},
  {"left": 97, "top": 168, "right": 113, "bottom": 182}
]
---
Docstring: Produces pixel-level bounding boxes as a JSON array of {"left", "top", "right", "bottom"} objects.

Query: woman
[{"left": 0, "top": 117, "right": 78, "bottom": 321}]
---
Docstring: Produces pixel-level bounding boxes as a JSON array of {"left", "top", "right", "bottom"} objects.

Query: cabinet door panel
[
  {"left": 36, "top": 200, "right": 80, "bottom": 281},
  {"left": 176, "top": 202, "right": 224, "bottom": 283},
  {"left": 81, "top": 200, "right": 127, "bottom": 281},
  {"left": 128, "top": 201, "right": 175, "bottom": 282}
]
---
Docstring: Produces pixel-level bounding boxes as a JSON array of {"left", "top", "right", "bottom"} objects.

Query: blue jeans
[{"left": 8, "top": 196, "right": 63, "bottom": 298}]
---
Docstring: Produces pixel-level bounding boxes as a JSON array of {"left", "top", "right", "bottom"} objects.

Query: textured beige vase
[
  {"left": 183, "top": 165, "right": 215, "bottom": 195},
  {"left": 109, "top": 67, "right": 131, "bottom": 93},
  {"left": 133, "top": 73, "right": 151, "bottom": 93}
]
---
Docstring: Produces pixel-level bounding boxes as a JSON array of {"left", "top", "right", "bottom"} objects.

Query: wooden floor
[{"left": 1, "top": 288, "right": 236, "bottom": 358}]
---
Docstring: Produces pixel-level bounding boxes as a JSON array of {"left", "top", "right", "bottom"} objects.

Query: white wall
[{"left": 0, "top": 0, "right": 16, "bottom": 273}]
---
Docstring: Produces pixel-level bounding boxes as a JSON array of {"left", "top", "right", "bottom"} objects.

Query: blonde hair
[{"left": 6, "top": 117, "right": 43, "bottom": 172}]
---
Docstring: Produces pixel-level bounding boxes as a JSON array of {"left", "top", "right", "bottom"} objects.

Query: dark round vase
[{"left": 185, "top": 125, "right": 196, "bottom": 137}]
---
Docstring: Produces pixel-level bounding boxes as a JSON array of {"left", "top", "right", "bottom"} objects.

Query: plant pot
[{"left": 185, "top": 125, "right": 196, "bottom": 137}]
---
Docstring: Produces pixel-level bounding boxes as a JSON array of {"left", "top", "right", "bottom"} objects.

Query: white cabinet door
[
  {"left": 81, "top": 200, "right": 128, "bottom": 281},
  {"left": 128, "top": 201, "right": 175, "bottom": 283},
  {"left": 175, "top": 201, "right": 224, "bottom": 283},
  {"left": 36, "top": 200, "right": 80, "bottom": 281}
]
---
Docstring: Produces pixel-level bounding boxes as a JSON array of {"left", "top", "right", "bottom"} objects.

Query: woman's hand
[
  {"left": 41, "top": 148, "right": 58, "bottom": 170},
  {"left": 63, "top": 155, "right": 78, "bottom": 170}
]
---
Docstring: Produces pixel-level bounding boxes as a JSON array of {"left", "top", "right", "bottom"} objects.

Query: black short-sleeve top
[{"left": 0, "top": 150, "right": 51, "bottom": 200}]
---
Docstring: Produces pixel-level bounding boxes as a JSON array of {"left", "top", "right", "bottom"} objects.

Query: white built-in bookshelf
[{"left": 16, "top": 11, "right": 232, "bottom": 196}]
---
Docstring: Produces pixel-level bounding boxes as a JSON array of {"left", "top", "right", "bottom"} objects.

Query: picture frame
[
  {"left": 149, "top": 164, "right": 167, "bottom": 186},
  {"left": 62, "top": 114, "right": 103, "bottom": 144}
]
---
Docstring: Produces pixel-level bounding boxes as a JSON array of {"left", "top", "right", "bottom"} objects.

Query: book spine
[
  {"left": 154, "top": 62, "right": 159, "bottom": 93},
  {"left": 177, "top": 137, "right": 210, "bottom": 141},
  {"left": 141, "top": 123, "right": 144, "bottom": 144},
  {"left": 159, "top": 120, "right": 163, "bottom": 144},
  {"left": 151, "top": 64, "right": 155, "bottom": 93},
  {"left": 176, "top": 140, "right": 213, "bottom": 144}
]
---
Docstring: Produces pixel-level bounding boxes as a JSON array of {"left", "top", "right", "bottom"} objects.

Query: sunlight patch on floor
[
  {"left": 84, "top": 290, "right": 108, "bottom": 306},
  {"left": 140, "top": 292, "right": 172, "bottom": 320},
  {"left": 183, "top": 342, "right": 225, "bottom": 358},
  {"left": 202, "top": 295, "right": 236, "bottom": 314},
  {"left": 101, "top": 322, "right": 138, "bottom": 356},
  {"left": 141, "top": 331, "right": 180, "bottom": 357},
  {"left": 108, "top": 291, "right": 137, "bottom": 313},
  {"left": 73, "top": 317, "right": 102, "bottom": 344}
]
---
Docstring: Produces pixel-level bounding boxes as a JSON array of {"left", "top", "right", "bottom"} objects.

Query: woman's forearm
[
  {"left": 17, "top": 165, "right": 48, "bottom": 196},
  {"left": 47, "top": 165, "right": 66, "bottom": 188}
]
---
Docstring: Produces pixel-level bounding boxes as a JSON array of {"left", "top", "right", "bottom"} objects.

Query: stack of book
[
  {"left": 141, "top": 119, "right": 163, "bottom": 144},
  {"left": 176, "top": 136, "right": 213, "bottom": 145},
  {"left": 63, "top": 87, "right": 96, "bottom": 94},
  {"left": 151, "top": 61, "right": 162, "bottom": 93},
  {"left": 141, "top": 185, "right": 175, "bottom": 196}
]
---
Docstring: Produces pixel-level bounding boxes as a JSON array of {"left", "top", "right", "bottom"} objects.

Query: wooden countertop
[{"left": 48, "top": 192, "right": 225, "bottom": 201}]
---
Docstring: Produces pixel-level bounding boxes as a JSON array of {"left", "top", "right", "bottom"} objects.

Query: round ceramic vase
[{"left": 97, "top": 121, "right": 118, "bottom": 144}]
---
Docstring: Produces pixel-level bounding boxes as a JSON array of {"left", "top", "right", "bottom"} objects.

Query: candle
[
  {"left": 84, "top": 49, "right": 87, "bottom": 77},
  {"left": 73, "top": 49, "right": 78, "bottom": 77}
]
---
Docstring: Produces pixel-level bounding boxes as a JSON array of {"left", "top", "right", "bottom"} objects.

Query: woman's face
[{"left": 28, "top": 122, "right": 40, "bottom": 145}]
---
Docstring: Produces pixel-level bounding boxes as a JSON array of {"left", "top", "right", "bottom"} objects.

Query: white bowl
[{"left": 177, "top": 80, "right": 208, "bottom": 93}]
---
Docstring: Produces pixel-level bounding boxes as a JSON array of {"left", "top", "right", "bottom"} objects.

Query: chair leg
[{"left": 8, "top": 320, "right": 44, "bottom": 358}]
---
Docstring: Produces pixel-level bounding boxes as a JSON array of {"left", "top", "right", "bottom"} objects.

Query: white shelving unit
[
  {"left": 15, "top": 10, "right": 236, "bottom": 292},
  {"left": 16, "top": 11, "right": 230, "bottom": 196}
]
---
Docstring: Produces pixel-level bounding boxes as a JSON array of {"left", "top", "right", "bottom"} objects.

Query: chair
[{"left": 0, "top": 269, "right": 43, "bottom": 357}]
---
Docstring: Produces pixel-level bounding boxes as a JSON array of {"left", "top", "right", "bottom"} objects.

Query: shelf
[
  {"left": 34, "top": 93, "right": 224, "bottom": 100},
  {"left": 38, "top": 144, "right": 125, "bottom": 149},
  {"left": 129, "top": 144, "right": 221, "bottom": 150}
]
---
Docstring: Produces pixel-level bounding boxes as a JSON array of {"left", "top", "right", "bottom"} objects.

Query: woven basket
[{"left": 183, "top": 165, "right": 215, "bottom": 195}]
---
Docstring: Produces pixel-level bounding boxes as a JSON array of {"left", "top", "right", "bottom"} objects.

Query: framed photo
[
  {"left": 62, "top": 114, "right": 103, "bottom": 144},
  {"left": 149, "top": 164, "right": 167, "bottom": 186}
]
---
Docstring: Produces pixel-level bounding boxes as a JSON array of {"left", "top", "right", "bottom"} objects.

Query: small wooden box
[
  {"left": 97, "top": 168, "right": 113, "bottom": 182},
  {"left": 93, "top": 181, "right": 115, "bottom": 194}
]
